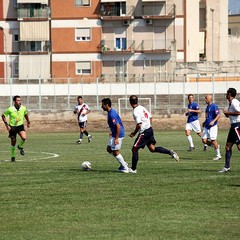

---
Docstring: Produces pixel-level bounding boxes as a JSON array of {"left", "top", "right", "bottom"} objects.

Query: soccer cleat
[
  {"left": 17, "top": 145, "right": 25, "bottom": 155},
  {"left": 76, "top": 139, "right": 82, "bottom": 144},
  {"left": 171, "top": 150, "right": 179, "bottom": 161},
  {"left": 88, "top": 135, "right": 92, "bottom": 143},
  {"left": 128, "top": 168, "right": 137, "bottom": 174},
  {"left": 187, "top": 147, "right": 195, "bottom": 152},
  {"left": 203, "top": 145, "right": 208, "bottom": 151},
  {"left": 218, "top": 167, "right": 230, "bottom": 173},
  {"left": 118, "top": 166, "right": 129, "bottom": 173},
  {"left": 11, "top": 157, "right": 15, "bottom": 162},
  {"left": 213, "top": 155, "right": 222, "bottom": 161}
]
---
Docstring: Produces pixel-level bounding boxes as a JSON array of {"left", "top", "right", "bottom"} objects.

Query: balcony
[
  {"left": 135, "top": 39, "right": 172, "bottom": 53},
  {"left": 100, "top": 3, "right": 134, "bottom": 20},
  {"left": 100, "top": 40, "right": 135, "bottom": 54},
  {"left": 18, "top": 41, "right": 51, "bottom": 53},
  {"left": 17, "top": 7, "right": 50, "bottom": 19},
  {"left": 142, "top": 3, "right": 175, "bottom": 20}
]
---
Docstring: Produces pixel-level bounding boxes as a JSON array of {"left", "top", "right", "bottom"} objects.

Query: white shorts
[
  {"left": 108, "top": 137, "right": 124, "bottom": 151},
  {"left": 202, "top": 125, "right": 218, "bottom": 141},
  {"left": 185, "top": 120, "right": 201, "bottom": 133}
]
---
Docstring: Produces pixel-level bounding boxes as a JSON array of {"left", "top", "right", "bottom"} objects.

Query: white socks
[
  {"left": 115, "top": 154, "right": 128, "bottom": 168},
  {"left": 187, "top": 135, "right": 194, "bottom": 148}
]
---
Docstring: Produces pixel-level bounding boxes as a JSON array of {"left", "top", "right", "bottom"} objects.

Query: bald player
[{"left": 201, "top": 94, "right": 221, "bottom": 161}]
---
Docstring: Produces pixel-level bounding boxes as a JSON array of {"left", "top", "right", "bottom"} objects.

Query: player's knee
[
  {"left": 132, "top": 147, "right": 138, "bottom": 153},
  {"left": 202, "top": 139, "right": 206, "bottom": 144}
]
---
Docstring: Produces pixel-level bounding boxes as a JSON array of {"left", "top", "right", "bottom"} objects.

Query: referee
[{"left": 2, "top": 95, "right": 30, "bottom": 162}]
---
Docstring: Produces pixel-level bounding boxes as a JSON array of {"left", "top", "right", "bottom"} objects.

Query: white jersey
[
  {"left": 229, "top": 98, "right": 240, "bottom": 124},
  {"left": 74, "top": 103, "right": 90, "bottom": 122},
  {"left": 133, "top": 105, "right": 152, "bottom": 133}
]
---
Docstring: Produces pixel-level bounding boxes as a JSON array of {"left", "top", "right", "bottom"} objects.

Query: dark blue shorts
[
  {"left": 227, "top": 122, "right": 240, "bottom": 145},
  {"left": 78, "top": 121, "right": 87, "bottom": 129},
  {"left": 133, "top": 127, "right": 156, "bottom": 149},
  {"left": 9, "top": 124, "right": 25, "bottom": 139}
]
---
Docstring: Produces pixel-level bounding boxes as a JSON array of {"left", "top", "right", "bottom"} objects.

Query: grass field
[{"left": 0, "top": 130, "right": 240, "bottom": 240}]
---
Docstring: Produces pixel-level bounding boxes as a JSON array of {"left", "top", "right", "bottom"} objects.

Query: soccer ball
[{"left": 81, "top": 161, "right": 91, "bottom": 171}]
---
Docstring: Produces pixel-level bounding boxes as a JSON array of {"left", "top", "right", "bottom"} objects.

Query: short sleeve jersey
[
  {"left": 74, "top": 103, "right": 90, "bottom": 122},
  {"left": 229, "top": 98, "right": 240, "bottom": 124},
  {"left": 3, "top": 105, "right": 27, "bottom": 127},
  {"left": 205, "top": 103, "right": 220, "bottom": 129},
  {"left": 133, "top": 105, "right": 152, "bottom": 133},
  {"left": 187, "top": 102, "right": 200, "bottom": 123},
  {"left": 108, "top": 108, "right": 124, "bottom": 138}
]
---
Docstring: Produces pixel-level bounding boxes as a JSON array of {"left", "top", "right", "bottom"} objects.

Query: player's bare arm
[
  {"left": 210, "top": 114, "right": 221, "bottom": 126},
  {"left": 1, "top": 114, "right": 10, "bottom": 131},
  {"left": 129, "top": 123, "right": 141, "bottom": 138},
  {"left": 25, "top": 114, "right": 31, "bottom": 128},
  {"left": 114, "top": 123, "right": 121, "bottom": 145}
]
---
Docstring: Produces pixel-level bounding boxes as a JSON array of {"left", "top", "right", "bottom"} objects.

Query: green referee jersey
[{"left": 3, "top": 105, "right": 27, "bottom": 127}]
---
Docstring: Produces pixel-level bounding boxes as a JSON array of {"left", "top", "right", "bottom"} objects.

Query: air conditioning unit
[
  {"left": 123, "top": 20, "right": 130, "bottom": 26},
  {"left": 145, "top": 19, "right": 153, "bottom": 25}
]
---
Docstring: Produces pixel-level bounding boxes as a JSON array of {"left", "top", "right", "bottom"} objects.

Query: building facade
[{"left": 0, "top": 0, "right": 228, "bottom": 83}]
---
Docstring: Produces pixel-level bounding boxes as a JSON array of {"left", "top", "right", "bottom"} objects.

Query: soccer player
[
  {"left": 128, "top": 95, "right": 179, "bottom": 174},
  {"left": 2, "top": 95, "right": 30, "bottom": 162},
  {"left": 73, "top": 96, "right": 92, "bottom": 144},
  {"left": 185, "top": 94, "right": 207, "bottom": 151},
  {"left": 202, "top": 94, "right": 221, "bottom": 160},
  {"left": 101, "top": 98, "right": 128, "bottom": 173},
  {"left": 219, "top": 88, "right": 240, "bottom": 173}
]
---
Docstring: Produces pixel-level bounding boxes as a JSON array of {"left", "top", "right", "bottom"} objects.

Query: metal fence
[{"left": 0, "top": 75, "right": 237, "bottom": 115}]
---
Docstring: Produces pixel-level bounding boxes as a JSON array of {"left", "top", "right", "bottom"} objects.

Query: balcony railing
[
  {"left": 142, "top": 4, "right": 175, "bottom": 19},
  {"left": 101, "top": 40, "right": 135, "bottom": 53},
  {"left": 17, "top": 7, "right": 50, "bottom": 19},
  {"left": 100, "top": 5, "right": 134, "bottom": 19},
  {"left": 18, "top": 41, "right": 51, "bottom": 53},
  {"left": 135, "top": 39, "right": 172, "bottom": 52}
]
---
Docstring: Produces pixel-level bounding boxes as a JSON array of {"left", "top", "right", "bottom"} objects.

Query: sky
[{"left": 229, "top": 0, "right": 240, "bottom": 14}]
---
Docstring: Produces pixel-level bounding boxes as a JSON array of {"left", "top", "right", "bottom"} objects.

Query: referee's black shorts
[
  {"left": 227, "top": 122, "right": 240, "bottom": 145},
  {"left": 9, "top": 124, "right": 25, "bottom": 139}
]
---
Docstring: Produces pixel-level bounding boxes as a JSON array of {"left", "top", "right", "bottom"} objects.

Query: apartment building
[{"left": 0, "top": 0, "right": 228, "bottom": 83}]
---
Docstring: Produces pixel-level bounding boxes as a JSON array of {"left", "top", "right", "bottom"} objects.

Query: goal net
[{"left": 118, "top": 97, "right": 151, "bottom": 117}]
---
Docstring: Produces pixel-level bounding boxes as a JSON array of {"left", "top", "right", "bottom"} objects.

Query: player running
[
  {"left": 101, "top": 98, "right": 128, "bottom": 173},
  {"left": 73, "top": 96, "right": 92, "bottom": 144},
  {"left": 128, "top": 95, "right": 179, "bottom": 174},
  {"left": 2, "top": 95, "right": 30, "bottom": 162},
  {"left": 202, "top": 94, "right": 221, "bottom": 160},
  {"left": 185, "top": 94, "right": 207, "bottom": 151}
]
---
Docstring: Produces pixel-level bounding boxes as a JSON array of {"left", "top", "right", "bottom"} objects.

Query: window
[
  {"left": 76, "top": 61, "right": 91, "bottom": 74},
  {"left": 75, "top": 28, "right": 91, "bottom": 41},
  {"left": 75, "top": 0, "right": 90, "bottom": 7},
  {"left": 115, "top": 38, "right": 127, "bottom": 50},
  {"left": 14, "top": 34, "right": 19, "bottom": 42},
  {"left": 13, "top": 62, "right": 19, "bottom": 77}
]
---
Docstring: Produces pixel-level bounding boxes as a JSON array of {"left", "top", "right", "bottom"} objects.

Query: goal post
[{"left": 118, "top": 97, "right": 151, "bottom": 117}]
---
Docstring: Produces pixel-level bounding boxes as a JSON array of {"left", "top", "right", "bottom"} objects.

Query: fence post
[
  {"left": 96, "top": 77, "right": 99, "bottom": 109},
  {"left": 67, "top": 77, "right": 70, "bottom": 110},
  {"left": 39, "top": 77, "right": 42, "bottom": 110}
]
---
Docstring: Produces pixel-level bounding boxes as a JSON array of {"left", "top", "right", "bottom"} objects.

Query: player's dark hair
[
  {"left": 13, "top": 95, "right": 20, "bottom": 101},
  {"left": 188, "top": 94, "right": 194, "bottom": 99},
  {"left": 129, "top": 95, "right": 138, "bottom": 105},
  {"left": 227, "top": 88, "right": 237, "bottom": 98},
  {"left": 77, "top": 96, "right": 82, "bottom": 100},
  {"left": 102, "top": 98, "right": 111, "bottom": 107}
]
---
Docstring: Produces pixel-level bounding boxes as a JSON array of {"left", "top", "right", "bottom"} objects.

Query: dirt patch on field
[{"left": 0, "top": 110, "right": 230, "bottom": 133}]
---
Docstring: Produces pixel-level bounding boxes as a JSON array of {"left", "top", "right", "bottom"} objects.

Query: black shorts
[
  {"left": 227, "top": 122, "right": 240, "bottom": 145},
  {"left": 133, "top": 127, "right": 156, "bottom": 149},
  {"left": 78, "top": 121, "right": 87, "bottom": 129},
  {"left": 9, "top": 124, "right": 25, "bottom": 139}
]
